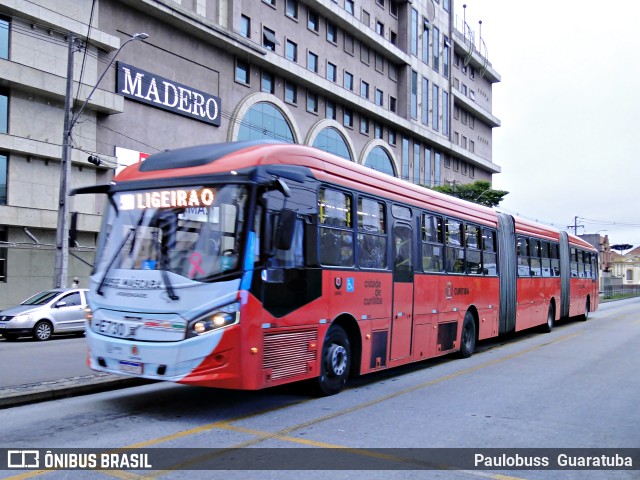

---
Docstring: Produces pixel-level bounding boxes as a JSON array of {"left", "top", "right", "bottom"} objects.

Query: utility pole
[
  {"left": 569, "top": 216, "right": 584, "bottom": 236},
  {"left": 54, "top": 32, "right": 75, "bottom": 289}
]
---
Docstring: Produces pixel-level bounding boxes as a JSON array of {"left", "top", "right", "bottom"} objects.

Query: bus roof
[{"left": 113, "top": 141, "right": 596, "bottom": 252}]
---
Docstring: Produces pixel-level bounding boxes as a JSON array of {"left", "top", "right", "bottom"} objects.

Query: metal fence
[{"left": 600, "top": 284, "right": 640, "bottom": 299}]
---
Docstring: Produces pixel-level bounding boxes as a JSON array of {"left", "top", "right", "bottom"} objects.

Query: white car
[{"left": 0, "top": 288, "right": 89, "bottom": 341}]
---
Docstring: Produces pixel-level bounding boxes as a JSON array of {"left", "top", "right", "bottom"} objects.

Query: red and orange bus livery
[{"left": 72, "top": 141, "right": 598, "bottom": 395}]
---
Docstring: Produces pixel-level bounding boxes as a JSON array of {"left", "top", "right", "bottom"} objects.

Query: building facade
[{"left": 0, "top": 0, "right": 500, "bottom": 308}]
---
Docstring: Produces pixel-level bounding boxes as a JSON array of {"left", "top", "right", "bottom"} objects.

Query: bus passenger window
[
  {"left": 422, "top": 213, "right": 443, "bottom": 272},
  {"left": 319, "top": 187, "right": 354, "bottom": 267},
  {"left": 550, "top": 243, "right": 560, "bottom": 277},
  {"left": 482, "top": 229, "right": 497, "bottom": 275},
  {"left": 540, "top": 241, "right": 552, "bottom": 277},
  {"left": 570, "top": 248, "right": 578, "bottom": 277},
  {"left": 517, "top": 237, "right": 530, "bottom": 277},
  {"left": 529, "top": 239, "right": 542, "bottom": 276},
  {"left": 445, "top": 219, "right": 464, "bottom": 273},
  {"left": 358, "top": 197, "right": 387, "bottom": 269},
  {"left": 465, "top": 225, "right": 482, "bottom": 274}
]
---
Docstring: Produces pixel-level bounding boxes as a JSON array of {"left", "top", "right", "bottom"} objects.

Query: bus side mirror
[{"left": 275, "top": 209, "right": 296, "bottom": 250}]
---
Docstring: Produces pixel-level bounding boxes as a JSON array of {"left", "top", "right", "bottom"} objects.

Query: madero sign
[{"left": 116, "top": 62, "right": 221, "bottom": 126}]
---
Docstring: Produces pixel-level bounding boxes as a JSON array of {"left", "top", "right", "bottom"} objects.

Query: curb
[{"left": 0, "top": 374, "right": 153, "bottom": 409}]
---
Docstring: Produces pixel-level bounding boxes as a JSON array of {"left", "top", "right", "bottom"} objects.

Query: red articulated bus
[{"left": 72, "top": 141, "right": 599, "bottom": 395}]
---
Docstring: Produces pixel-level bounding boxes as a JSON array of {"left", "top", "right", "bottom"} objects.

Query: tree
[
  {"left": 431, "top": 181, "right": 509, "bottom": 208},
  {"left": 610, "top": 244, "right": 633, "bottom": 256}
]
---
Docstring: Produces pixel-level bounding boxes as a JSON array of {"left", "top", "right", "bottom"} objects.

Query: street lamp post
[{"left": 53, "top": 32, "right": 149, "bottom": 288}]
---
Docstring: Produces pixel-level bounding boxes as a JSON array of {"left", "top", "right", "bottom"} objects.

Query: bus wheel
[
  {"left": 581, "top": 299, "right": 590, "bottom": 321},
  {"left": 459, "top": 312, "right": 476, "bottom": 358},
  {"left": 316, "top": 325, "right": 351, "bottom": 396},
  {"left": 541, "top": 306, "right": 554, "bottom": 333}
]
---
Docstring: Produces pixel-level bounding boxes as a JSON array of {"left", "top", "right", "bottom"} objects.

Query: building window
[
  {"left": 261, "top": 71, "right": 274, "bottom": 93},
  {"left": 286, "top": 0, "right": 298, "bottom": 19},
  {"left": 375, "top": 51, "right": 384, "bottom": 73},
  {"left": 469, "top": 140, "right": 475, "bottom": 153},
  {"left": 327, "top": 62, "right": 337, "bottom": 82},
  {"left": 443, "top": 0, "right": 450, "bottom": 12},
  {"left": 239, "top": 103, "right": 295, "bottom": 142},
  {"left": 327, "top": 22, "right": 338, "bottom": 43},
  {"left": 376, "top": 21, "right": 384, "bottom": 36},
  {"left": 308, "top": 51, "right": 318, "bottom": 73},
  {"left": 422, "top": 20, "right": 429, "bottom": 64},
  {"left": 442, "top": 90, "right": 449, "bottom": 135},
  {"left": 389, "top": 64, "right": 397, "bottom": 82},
  {"left": 413, "top": 142, "right": 420, "bottom": 184},
  {"left": 433, "top": 26, "right": 440, "bottom": 71},
  {"left": 432, "top": 84, "right": 439, "bottom": 130},
  {"left": 424, "top": 147, "right": 432, "bottom": 187},
  {"left": 390, "top": 30, "right": 397, "bottom": 46},
  {"left": 434, "top": 151, "right": 441, "bottom": 186},
  {"left": 326, "top": 100, "right": 336, "bottom": 120},
  {"left": 362, "top": 10, "right": 370, "bottom": 27},
  {"left": 313, "top": 127, "right": 351, "bottom": 160},
  {"left": 240, "top": 15, "right": 251, "bottom": 38},
  {"left": 263, "top": 0, "right": 275, "bottom": 5},
  {"left": 285, "top": 39, "right": 298, "bottom": 62},
  {"left": 388, "top": 129, "right": 396, "bottom": 146},
  {"left": 307, "top": 92, "right": 318, "bottom": 113},
  {"left": 0, "top": 152, "right": 7, "bottom": 205},
  {"left": 308, "top": 10, "right": 320, "bottom": 32},
  {"left": 390, "top": 2, "right": 398, "bottom": 17},
  {"left": 235, "top": 59, "right": 250, "bottom": 85},
  {"left": 443, "top": 37, "right": 450, "bottom": 78},
  {"left": 360, "top": 116, "right": 369, "bottom": 135},
  {"left": 361, "top": 80, "right": 369, "bottom": 99},
  {"left": 410, "top": 70, "right": 418, "bottom": 119},
  {"left": 344, "top": 33, "right": 354, "bottom": 55},
  {"left": 421, "top": 77, "right": 428, "bottom": 125},
  {"left": 389, "top": 96, "right": 396, "bottom": 113},
  {"left": 365, "top": 146, "right": 396, "bottom": 177},
  {"left": 374, "top": 122, "right": 382, "bottom": 139},
  {"left": 346, "top": 0, "right": 354, "bottom": 15},
  {"left": 401, "top": 137, "right": 409, "bottom": 180},
  {"left": 360, "top": 44, "right": 370, "bottom": 65},
  {"left": 263, "top": 27, "right": 277, "bottom": 51},
  {"left": 343, "top": 108, "right": 353, "bottom": 128},
  {"left": 285, "top": 82, "right": 297, "bottom": 104},
  {"left": 375, "top": 88, "right": 383, "bottom": 107},
  {"left": 344, "top": 71, "right": 354, "bottom": 91},
  {"left": 0, "top": 88, "right": 7, "bottom": 134},
  {"left": 410, "top": 8, "right": 418, "bottom": 56}
]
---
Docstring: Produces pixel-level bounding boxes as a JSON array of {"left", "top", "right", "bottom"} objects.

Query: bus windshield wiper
[
  {"left": 157, "top": 243, "right": 179, "bottom": 301},
  {"left": 96, "top": 227, "right": 135, "bottom": 296}
]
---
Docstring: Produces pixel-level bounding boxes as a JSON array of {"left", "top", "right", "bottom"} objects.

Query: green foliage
[{"left": 431, "top": 181, "right": 509, "bottom": 208}]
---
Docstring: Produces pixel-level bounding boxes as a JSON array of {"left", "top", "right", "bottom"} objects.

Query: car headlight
[
  {"left": 187, "top": 302, "right": 240, "bottom": 338},
  {"left": 14, "top": 314, "right": 32, "bottom": 323}
]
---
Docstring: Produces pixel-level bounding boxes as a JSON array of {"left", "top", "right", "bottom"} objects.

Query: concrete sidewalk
[{"left": 0, "top": 373, "right": 151, "bottom": 409}]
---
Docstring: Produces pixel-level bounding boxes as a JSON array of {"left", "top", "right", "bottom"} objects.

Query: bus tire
[
  {"left": 541, "top": 306, "right": 554, "bottom": 333},
  {"left": 316, "top": 325, "right": 351, "bottom": 396},
  {"left": 459, "top": 311, "right": 476, "bottom": 358},
  {"left": 581, "top": 298, "right": 590, "bottom": 321}
]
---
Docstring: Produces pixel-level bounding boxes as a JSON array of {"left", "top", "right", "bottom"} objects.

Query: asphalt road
[{"left": 0, "top": 297, "right": 638, "bottom": 479}]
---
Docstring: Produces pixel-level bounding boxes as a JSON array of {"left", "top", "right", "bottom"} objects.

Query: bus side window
[
  {"left": 319, "top": 187, "right": 354, "bottom": 267},
  {"left": 465, "top": 224, "right": 482, "bottom": 274},
  {"left": 445, "top": 219, "right": 464, "bottom": 273},
  {"left": 358, "top": 197, "right": 387, "bottom": 269},
  {"left": 482, "top": 228, "right": 497, "bottom": 275},
  {"left": 570, "top": 247, "right": 578, "bottom": 277},
  {"left": 540, "top": 241, "right": 552, "bottom": 277},
  {"left": 422, "top": 213, "right": 443, "bottom": 272},
  {"left": 550, "top": 243, "right": 560, "bottom": 277},
  {"left": 517, "top": 237, "right": 530, "bottom": 277},
  {"left": 529, "top": 239, "right": 542, "bottom": 276}
]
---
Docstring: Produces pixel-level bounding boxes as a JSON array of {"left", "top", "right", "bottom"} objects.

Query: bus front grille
[{"left": 263, "top": 329, "right": 318, "bottom": 380}]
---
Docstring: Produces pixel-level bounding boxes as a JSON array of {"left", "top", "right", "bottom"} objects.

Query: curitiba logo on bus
[{"left": 116, "top": 62, "right": 221, "bottom": 126}]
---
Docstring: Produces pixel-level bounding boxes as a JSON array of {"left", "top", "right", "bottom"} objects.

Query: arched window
[
  {"left": 364, "top": 146, "right": 396, "bottom": 177},
  {"left": 238, "top": 102, "right": 295, "bottom": 143},
  {"left": 312, "top": 127, "right": 352, "bottom": 161}
]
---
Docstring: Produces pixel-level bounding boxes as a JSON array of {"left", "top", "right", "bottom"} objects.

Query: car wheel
[{"left": 33, "top": 320, "right": 53, "bottom": 341}]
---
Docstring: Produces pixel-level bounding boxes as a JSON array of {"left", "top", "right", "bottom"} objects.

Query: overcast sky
[{"left": 456, "top": 1, "right": 640, "bottom": 249}]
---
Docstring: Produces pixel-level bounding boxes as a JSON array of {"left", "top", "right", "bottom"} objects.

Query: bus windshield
[{"left": 95, "top": 184, "right": 249, "bottom": 283}]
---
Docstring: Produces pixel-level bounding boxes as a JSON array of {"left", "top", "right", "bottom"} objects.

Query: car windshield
[
  {"left": 21, "top": 291, "right": 59, "bottom": 306},
  {"left": 95, "top": 184, "right": 249, "bottom": 283}
]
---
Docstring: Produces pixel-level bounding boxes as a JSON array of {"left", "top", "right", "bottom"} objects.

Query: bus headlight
[{"left": 187, "top": 302, "right": 240, "bottom": 338}]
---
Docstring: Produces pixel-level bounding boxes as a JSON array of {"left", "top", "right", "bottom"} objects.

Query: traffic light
[{"left": 87, "top": 155, "right": 102, "bottom": 166}]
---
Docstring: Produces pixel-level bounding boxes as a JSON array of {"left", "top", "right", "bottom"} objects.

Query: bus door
[{"left": 390, "top": 222, "right": 414, "bottom": 360}]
